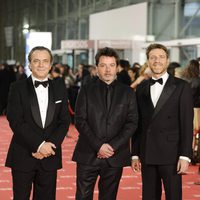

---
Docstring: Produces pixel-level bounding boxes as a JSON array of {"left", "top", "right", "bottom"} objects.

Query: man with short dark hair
[{"left": 72, "top": 47, "right": 138, "bottom": 200}]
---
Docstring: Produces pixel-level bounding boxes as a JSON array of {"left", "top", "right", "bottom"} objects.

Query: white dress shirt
[
  {"left": 32, "top": 75, "right": 49, "bottom": 128},
  {"left": 150, "top": 72, "right": 169, "bottom": 107},
  {"left": 32, "top": 75, "right": 49, "bottom": 152}
]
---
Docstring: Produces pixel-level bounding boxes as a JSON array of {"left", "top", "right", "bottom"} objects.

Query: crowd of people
[
  {"left": 0, "top": 63, "right": 27, "bottom": 115},
  {"left": 1, "top": 44, "right": 200, "bottom": 200}
]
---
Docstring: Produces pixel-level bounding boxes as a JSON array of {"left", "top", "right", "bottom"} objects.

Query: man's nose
[
  {"left": 105, "top": 66, "right": 111, "bottom": 71},
  {"left": 38, "top": 61, "right": 44, "bottom": 67}
]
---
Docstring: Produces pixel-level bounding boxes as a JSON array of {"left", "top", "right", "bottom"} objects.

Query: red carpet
[{"left": 0, "top": 116, "right": 200, "bottom": 199}]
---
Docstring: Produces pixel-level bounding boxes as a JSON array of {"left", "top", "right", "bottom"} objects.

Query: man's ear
[{"left": 29, "top": 65, "right": 32, "bottom": 71}]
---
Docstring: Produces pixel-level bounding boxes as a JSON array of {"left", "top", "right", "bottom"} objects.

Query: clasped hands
[
  {"left": 97, "top": 143, "right": 114, "bottom": 159},
  {"left": 32, "top": 142, "right": 56, "bottom": 160}
]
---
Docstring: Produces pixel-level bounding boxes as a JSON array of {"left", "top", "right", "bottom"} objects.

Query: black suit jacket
[
  {"left": 5, "top": 76, "right": 70, "bottom": 172},
  {"left": 72, "top": 79, "right": 138, "bottom": 167},
  {"left": 132, "top": 75, "right": 194, "bottom": 165}
]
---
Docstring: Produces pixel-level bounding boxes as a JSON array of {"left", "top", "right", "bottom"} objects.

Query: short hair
[
  {"left": 28, "top": 46, "right": 53, "bottom": 63},
  {"left": 146, "top": 43, "right": 169, "bottom": 59},
  {"left": 52, "top": 67, "right": 61, "bottom": 74},
  {"left": 184, "top": 59, "right": 200, "bottom": 79},
  {"left": 95, "top": 47, "right": 119, "bottom": 66},
  {"left": 119, "top": 59, "right": 130, "bottom": 69}
]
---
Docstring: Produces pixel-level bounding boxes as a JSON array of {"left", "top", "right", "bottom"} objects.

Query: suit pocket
[{"left": 55, "top": 100, "right": 62, "bottom": 104}]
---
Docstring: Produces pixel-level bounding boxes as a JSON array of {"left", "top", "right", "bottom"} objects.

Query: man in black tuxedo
[
  {"left": 5, "top": 46, "right": 70, "bottom": 200},
  {"left": 72, "top": 47, "right": 138, "bottom": 200},
  {"left": 131, "top": 43, "right": 194, "bottom": 200}
]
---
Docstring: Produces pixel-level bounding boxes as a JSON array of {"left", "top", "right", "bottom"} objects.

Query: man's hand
[
  {"left": 177, "top": 159, "right": 189, "bottom": 174},
  {"left": 97, "top": 144, "right": 114, "bottom": 159},
  {"left": 32, "top": 152, "right": 44, "bottom": 160},
  {"left": 39, "top": 142, "right": 56, "bottom": 157},
  {"left": 131, "top": 158, "right": 141, "bottom": 173}
]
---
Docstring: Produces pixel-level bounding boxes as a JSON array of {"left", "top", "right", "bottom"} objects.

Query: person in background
[
  {"left": 167, "top": 62, "right": 181, "bottom": 76},
  {"left": 74, "top": 63, "right": 90, "bottom": 88},
  {"left": 196, "top": 57, "right": 200, "bottom": 183},
  {"left": 15, "top": 64, "right": 27, "bottom": 81},
  {"left": 117, "top": 59, "right": 131, "bottom": 86},
  {"left": 197, "top": 57, "right": 200, "bottom": 67},
  {"left": 82, "top": 64, "right": 98, "bottom": 86},
  {"left": 49, "top": 66, "right": 62, "bottom": 80},
  {"left": 0, "top": 63, "right": 16, "bottom": 115},
  {"left": 132, "top": 62, "right": 141, "bottom": 79},
  {"left": 182, "top": 60, "right": 200, "bottom": 130},
  {"left": 130, "top": 62, "right": 152, "bottom": 90},
  {"left": 174, "top": 67, "right": 184, "bottom": 79},
  {"left": 5, "top": 46, "right": 70, "bottom": 200},
  {"left": 182, "top": 59, "right": 200, "bottom": 167},
  {"left": 72, "top": 47, "right": 138, "bottom": 200},
  {"left": 63, "top": 64, "right": 75, "bottom": 89},
  {"left": 132, "top": 43, "right": 194, "bottom": 200},
  {"left": 127, "top": 68, "right": 137, "bottom": 84}
]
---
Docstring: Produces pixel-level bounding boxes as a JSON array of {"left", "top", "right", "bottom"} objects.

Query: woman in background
[{"left": 183, "top": 59, "right": 200, "bottom": 181}]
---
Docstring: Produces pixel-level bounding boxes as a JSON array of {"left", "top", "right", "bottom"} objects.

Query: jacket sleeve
[{"left": 179, "top": 82, "right": 194, "bottom": 158}]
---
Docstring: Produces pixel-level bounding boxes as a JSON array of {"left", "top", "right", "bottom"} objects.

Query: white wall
[
  {"left": 25, "top": 32, "right": 52, "bottom": 76},
  {"left": 89, "top": 3, "right": 148, "bottom": 63},
  {"left": 89, "top": 3, "right": 147, "bottom": 40}
]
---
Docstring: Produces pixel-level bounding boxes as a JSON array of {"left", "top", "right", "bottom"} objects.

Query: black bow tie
[
  {"left": 34, "top": 80, "right": 49, "bottom": 88},
  {"left": 150, "top": 78, "right": 163, "bottom": 86}
]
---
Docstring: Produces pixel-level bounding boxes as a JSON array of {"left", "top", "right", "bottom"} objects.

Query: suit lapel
[
  {"left": 44, "top": 79, "right": 55, "bottom": 128},
  {"left": 108, "top": 84, "right": 118, "bottom": 115},
  {"left": 28, "top": 77, "right": 43, "bottom": 129},
  {"left": 142, "top": 81, "right": 154, "bottom": 110},
  {"left": 137, "top": 80, "right": 154, "bottom": 116},
  {"left": 152, "top": 75, "right": 176, "bottom": 120},
  {"left": 96, "top": 80, "right": 107, "bottom": 112}
]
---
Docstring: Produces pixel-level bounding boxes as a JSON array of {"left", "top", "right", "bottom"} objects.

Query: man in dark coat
[
  {"left": 131, "top": 43, "right": 194, "bottom": 200},
  {"left": 72, "top": 47, "right": 138, "bottom": 200},
  {"left": 5, "top": 46, "right": 70, "bottom": 200}
]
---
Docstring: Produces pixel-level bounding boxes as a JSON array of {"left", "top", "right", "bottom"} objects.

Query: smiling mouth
[
  {"left": 153, "top": 63, "right": 163, "bottom": 66},
  {"left": 37, "top": 69, "right": 46, "bottom": 71}
]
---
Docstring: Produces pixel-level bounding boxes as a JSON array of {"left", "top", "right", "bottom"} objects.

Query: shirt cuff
[
  {"left": 37, "top": 141, "right": 46, "bottom": 152},
  {"left": 179, "top": 156, "right": 191, "bottom": 163},
  {"left": 131, "top": 156, "right": 139, "bottom": 160}
]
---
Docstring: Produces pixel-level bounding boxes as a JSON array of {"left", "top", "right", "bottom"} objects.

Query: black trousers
[
  {"left": 11, "top": 163, "right": 57, "bottom": 200},
  {"left": 141, "top": 164, "right": 182, "bottom": 200},
  {"left": 76, "top": 162, "right": 123, "bottom": 200}
]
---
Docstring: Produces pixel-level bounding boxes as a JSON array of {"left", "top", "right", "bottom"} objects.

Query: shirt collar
[
  {"left": 152, "top": 72, "right": 169, "bottom": 86},
  {"left": 98, "top": 78, "right": 117, "bottom": 88},
  {"left": 31, "top": 75, "right": 48, "bottom": 83}
]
